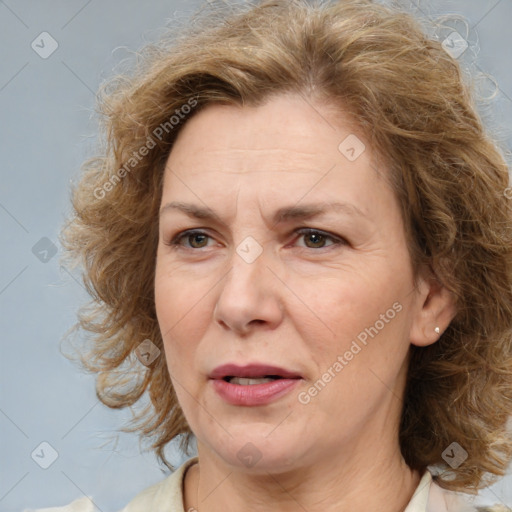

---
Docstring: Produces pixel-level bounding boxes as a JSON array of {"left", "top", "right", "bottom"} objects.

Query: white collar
[{"left": 405, "top": 470, "right": 478, "bottom": 512}]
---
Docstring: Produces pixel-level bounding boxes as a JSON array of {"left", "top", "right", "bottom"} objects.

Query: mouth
[
  {"left": 209, "top": 364, "right": 302, "bottom": 406},
  {"left": 209, "top": 363, "right": 302, "bottom": 382},
  {"left": 222, "top": 375, "right": 286, "bottom": 385}
]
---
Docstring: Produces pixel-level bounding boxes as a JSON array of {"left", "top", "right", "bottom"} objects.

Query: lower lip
[{"left": 211, "top": 378, "right": 301, "bottom": 406}]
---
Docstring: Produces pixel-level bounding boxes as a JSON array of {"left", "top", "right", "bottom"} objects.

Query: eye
[
  {"left": 293, "top": 228, "right": 344, "bottom": 249},
  {"left": 166, "top": 228, "right": 345, "bottom": 251},
  {"left": 167, "top": 230, "right": 215, "bottom": 249}
]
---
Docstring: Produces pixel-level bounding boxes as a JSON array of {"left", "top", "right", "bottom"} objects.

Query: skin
[{"left": 154, "top": 92, "right": 457, "bottom": 512}]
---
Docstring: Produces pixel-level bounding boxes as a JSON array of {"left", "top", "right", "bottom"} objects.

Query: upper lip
[{"left": 209, "top": 363, "right": 302, "bottom": 380}]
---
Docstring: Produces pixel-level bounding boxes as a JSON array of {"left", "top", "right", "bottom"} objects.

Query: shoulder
[
  {"left": 476, "top": 507, "right": 512, "bottom": 512},
  {"left": 24, "top": 457, "right": 198, "bottom": 512},
  {"left": 120, "top": 456, "right": 197, "bottom": 512},
  {"left": 23, "top": 497, "right": 95, "bottom": 512},
  {"left": 405, "top": 470, "right": 506, "bottom": 512},
  {"left": 428, "top": 476, "right": 510, "bottom": 512}
]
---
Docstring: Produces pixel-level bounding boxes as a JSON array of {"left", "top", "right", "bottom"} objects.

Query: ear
[{"left": 409, "top": 264, "right": 457, "bottom": 347}]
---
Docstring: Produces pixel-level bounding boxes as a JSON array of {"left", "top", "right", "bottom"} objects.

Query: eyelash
[{"left": 166, "top": 228, "right": 346, "bottom": 251}]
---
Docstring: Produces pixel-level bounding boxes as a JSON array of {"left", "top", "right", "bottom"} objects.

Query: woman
[{"left": 54, "top": 0, "right": 512, "bottom": 511}]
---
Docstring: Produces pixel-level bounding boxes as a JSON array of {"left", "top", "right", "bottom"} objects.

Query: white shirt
[{"left": 24, "top": 457, "right": 487, "bottom": 512}]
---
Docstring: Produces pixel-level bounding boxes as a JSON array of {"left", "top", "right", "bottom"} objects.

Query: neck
[{"left": 184, "top": 436, "right": 421, "bottom": 512}]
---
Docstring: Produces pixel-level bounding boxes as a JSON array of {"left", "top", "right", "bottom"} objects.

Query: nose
[{"left": 213, "top": 244, "right": 285, "bottom": 336}]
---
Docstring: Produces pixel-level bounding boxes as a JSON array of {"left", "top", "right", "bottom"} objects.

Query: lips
[
  {"left": 209, "top": 363, "right": 302, "bottom": 406},
  {"left": 209, "top": 363, "right": 302, "bottom": 381}
]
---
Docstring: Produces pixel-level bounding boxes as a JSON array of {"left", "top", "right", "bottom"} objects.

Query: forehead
[
  {"left": 168, "top": 94, "right": 369, "bottom": 160},
  {"left": 161, "top": 93, "right": 391, "bottom": 214}
]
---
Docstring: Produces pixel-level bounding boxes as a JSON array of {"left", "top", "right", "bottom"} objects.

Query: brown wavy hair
[{"left": 60, "top": 0, "right": 512, "bottom": 494}]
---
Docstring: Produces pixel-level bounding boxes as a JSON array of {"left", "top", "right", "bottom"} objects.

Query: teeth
[{"left": 229, "top": 377, "right": 277, "bottom": 385}]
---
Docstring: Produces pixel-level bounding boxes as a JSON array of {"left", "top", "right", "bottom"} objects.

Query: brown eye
[
  {"left": 169, "top": 230, "right": 212, "bottom": 249},
  {"left": 303, "top": 232, "right": 328, "bottom": 248},
  {"left": 167, "top": 228, "right": 345, "bottom": 251},
  {"left": 187, "top": 233, "right": 209, "bottom": 248},
  {"left": 295, "top": 228, "right": 344, "bottom": 249}
]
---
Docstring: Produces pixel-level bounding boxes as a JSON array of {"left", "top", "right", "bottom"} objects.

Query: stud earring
[{"left": 434, "top": 326, "right": 440, "bottom": 334}]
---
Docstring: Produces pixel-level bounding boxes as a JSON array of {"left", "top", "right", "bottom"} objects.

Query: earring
[{"left": 434, "top": 326, "right": 440, "bottom": 334}]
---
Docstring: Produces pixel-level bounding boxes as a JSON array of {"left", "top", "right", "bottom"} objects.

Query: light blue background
[{"left": 1, "top": 1, "right": 511, "bottom": 511}]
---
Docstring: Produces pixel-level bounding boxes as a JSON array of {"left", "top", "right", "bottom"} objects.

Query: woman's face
[{"left": 155, "top": 93, "right": 433, "bottom": 473}]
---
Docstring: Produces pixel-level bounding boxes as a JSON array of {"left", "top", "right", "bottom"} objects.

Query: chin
[{"left": 200, "top": 422, "right": 310, "bottom": 474}]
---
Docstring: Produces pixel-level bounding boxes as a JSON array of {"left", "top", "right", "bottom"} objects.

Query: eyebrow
[{"left": 159, "top": 200, "right": 368, "bottom": 225}]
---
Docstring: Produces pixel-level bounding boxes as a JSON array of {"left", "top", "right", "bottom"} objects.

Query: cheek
[
  {"left": 301, "top": 270, "right": 409, "bottom": 373},
  {"left": 155, "top": 264, "right": 195, "bottom": 374},
  {"left": 154, "top": 261, "right": 218, "bottom": 381},
  {"left": 301, "top": 273, "right": 381, "bottom": 337},
  {"left": 154, "top": 257, "right": 204, "bottom": 331}
]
